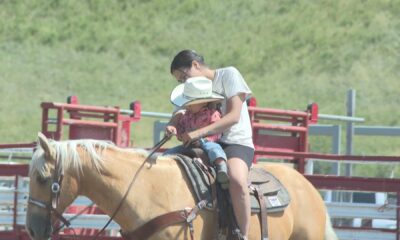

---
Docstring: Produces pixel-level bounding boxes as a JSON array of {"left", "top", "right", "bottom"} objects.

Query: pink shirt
[{"left": 177, "top": 107, "right": 221, "bottom": 142}]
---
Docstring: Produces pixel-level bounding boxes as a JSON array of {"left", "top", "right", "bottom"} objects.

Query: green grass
[{"left": 1, "top": 0, "right": 399, "bottom": 156}]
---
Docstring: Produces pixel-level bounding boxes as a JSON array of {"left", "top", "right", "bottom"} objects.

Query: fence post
[
  {"left": 153, "top": 120, "right": 168, "bottom": 145},
  {"left": 343, "top": 89, "right": 356, "bottom": 202},
  {"left": 397, "top": 191, "right": 400, "bottom": 240},
  {"left": 346, "top": 89, "right": 356, "bottom": 155}
]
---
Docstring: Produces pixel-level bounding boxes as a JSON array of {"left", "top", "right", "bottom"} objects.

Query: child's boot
[{"left": 216, "top": 161, "right": 229, "bottom": 189}]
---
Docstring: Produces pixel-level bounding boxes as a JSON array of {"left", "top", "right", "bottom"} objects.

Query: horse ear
[{"left": 37, "top": 132, "right": 54, "bottom": 161}]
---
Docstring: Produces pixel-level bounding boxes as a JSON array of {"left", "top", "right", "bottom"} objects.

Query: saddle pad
[
  {"left": 172, "top": 154, "right": 214, "bottom": 208},
  {"left": 249, "top": 168, "right": 291, "bottom": 213}
]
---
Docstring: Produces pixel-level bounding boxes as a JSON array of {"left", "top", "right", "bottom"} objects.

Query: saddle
[
  {"left": 249, "top": 168, "right": 291, "bottom": 213},
  {"left": 172, "top": 148, "right": 291, "bottom": 239}
]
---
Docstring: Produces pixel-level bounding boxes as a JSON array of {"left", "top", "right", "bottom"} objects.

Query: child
[{"left": 164, "top": 76, "right": 229, "bottom": 188}]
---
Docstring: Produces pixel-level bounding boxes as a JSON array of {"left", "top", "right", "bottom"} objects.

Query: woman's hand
[{"left": 181, "top": 131, "right": 200, "bottom": 147}]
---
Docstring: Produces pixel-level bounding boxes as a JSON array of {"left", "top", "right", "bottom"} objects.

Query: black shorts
[{"left": 218, "top": 142, "right": 254, "bottom": 170}]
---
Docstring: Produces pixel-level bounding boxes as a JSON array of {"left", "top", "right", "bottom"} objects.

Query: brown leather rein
[{"left": 92, "top": 135, "right": 173, "bottom": 239}]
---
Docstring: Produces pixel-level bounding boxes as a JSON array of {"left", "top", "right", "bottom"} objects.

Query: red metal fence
[
  {"left": 1, "top": 98, "right": 399, "bottom": 239},
  {"left": 41, "top": 96, "right": 141, "bottom": 147}
]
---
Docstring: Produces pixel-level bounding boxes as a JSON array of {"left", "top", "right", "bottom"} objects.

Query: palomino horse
[{"left": 26, "top": 133, "right": 338, "bottom": 240}]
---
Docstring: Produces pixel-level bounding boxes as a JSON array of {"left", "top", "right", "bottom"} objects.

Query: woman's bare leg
[{"left": 228, "top": 157, "right": 250, "bottom": 237}]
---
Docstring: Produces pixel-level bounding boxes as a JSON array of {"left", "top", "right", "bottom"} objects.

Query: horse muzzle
[{"left": 26, "top": 212, "right": 53, "bottom": 240}]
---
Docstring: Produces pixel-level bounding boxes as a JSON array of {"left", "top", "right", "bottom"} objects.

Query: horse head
[{"left": 26, "top": 133, "right": 80, "bottom": 240}]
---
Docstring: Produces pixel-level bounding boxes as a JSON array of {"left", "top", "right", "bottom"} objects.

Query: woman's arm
[{"left": 181, "top": 93, "right": 246, "bottom": 145}]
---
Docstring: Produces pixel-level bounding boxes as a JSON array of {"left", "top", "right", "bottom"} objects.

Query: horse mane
[{"left": 30, "top": 139, "right": 116, "bottom": 178}]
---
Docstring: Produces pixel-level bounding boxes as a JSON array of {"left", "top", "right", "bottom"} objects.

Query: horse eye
[{"left": 36, "top": 175, "right": 49, "bottom": 185}]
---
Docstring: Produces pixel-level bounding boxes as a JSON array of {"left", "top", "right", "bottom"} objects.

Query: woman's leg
[{"left": 228, "top": 157, "right": 250, "bottom": 237}]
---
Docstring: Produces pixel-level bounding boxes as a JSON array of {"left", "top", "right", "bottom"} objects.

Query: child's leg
[
  {"left": 162, "top": 145, "right": 187, "bottom": 155},
  {"left": 214, "top": 157, "right": 229, "bottom": 188},
  {"left": 199, "top": 140, "right": 226, "bottom": 164},
  {"left": 200, "top": 140, "right": 229, "bottom": 188}
]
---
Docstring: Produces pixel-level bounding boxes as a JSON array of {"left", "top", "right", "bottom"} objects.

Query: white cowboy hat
[{"left": 170, "top": 76, "right": 224, "bottom": 107}]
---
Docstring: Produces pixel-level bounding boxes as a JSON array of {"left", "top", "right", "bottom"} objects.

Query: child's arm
[{"left": 165, "top": 110, "right": 184, "bottom": 137}]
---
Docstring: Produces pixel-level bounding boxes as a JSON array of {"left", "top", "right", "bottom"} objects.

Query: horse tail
[{"left": 324, "top": 212, "right": 338, "bottom": 240}]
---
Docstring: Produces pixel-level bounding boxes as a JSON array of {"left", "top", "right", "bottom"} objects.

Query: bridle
[{"left": 27, "top": 155, "right": 71, "bottom": 231}]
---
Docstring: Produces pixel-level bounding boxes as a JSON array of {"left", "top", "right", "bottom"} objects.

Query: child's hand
[{"left": 165, "top": 125, "right": 177, "bottom": 138}]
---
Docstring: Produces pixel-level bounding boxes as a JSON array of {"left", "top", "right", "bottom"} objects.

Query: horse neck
[
  {"left": 77, "top": 149, "right": 196, "bottom": 231},
  {"left": 75, "top": 148, "right": 131, "bottom": 208}
]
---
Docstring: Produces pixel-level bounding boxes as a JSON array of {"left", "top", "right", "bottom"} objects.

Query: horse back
[{"left": 253, "top": 162, "right": 327, "bottom": 240}]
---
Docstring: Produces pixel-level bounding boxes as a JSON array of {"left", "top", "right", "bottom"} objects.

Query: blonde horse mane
[{"left": 29, "top": 139, "right": 116, "bottom": 178}]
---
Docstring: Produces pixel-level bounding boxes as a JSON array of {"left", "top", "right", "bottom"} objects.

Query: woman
[{"left": 166, "top": 49, "right": 254, "bottom": 239}]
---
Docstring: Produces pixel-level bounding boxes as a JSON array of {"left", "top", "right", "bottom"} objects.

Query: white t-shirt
[{"left": 213, "top": 67, "right": 254, "bottom": 149}]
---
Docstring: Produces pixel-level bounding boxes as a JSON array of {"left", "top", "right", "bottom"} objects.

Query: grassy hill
[{"left": 1, "top": 0, "right": 399, "bottom": 159}]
